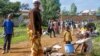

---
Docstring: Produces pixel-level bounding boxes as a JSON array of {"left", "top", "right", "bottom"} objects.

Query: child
[
  {"left": 75, "top": 32, "right": 92, "bottom": 56},
  {"left": 64, "top": 26, "right": 72, "bottom": 44},
  {"left": 63, "top": 26, "right": 74, "bottom": 55},
  {"left": 84, "top": 32, "right": 92, "bottom": 56}
]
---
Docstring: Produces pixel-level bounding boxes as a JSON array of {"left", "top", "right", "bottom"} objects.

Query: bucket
[{"left": 65, "top": 44, "right": 74, "bottom": 53}]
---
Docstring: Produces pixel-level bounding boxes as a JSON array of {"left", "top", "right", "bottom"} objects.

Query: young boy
[
  {"left": 64, "top": 26, "right": 72, "bottom": 44},
  {"left": 63, "top": 26, "right": 74, "bottom": 55}
]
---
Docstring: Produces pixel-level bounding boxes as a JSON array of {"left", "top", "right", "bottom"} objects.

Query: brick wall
[{"left": 62, "top": 15, "right": 99, "bottom": 21}]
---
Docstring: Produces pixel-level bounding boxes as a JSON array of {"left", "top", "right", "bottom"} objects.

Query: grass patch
[
  {"left": 92, "top": 35, "right": 100, "bottom": 56},
  {"left": 0, "top": 26, "right": 48, "bottom": 45},
  {"left": 91, "top": 21, "right": 100, "bottom": 56},
  {"left": 0, "top": 27, "right": 28, "bottom": 45},
  {"left": 91, "top": 43, "right": 100, "bottom": 56}
]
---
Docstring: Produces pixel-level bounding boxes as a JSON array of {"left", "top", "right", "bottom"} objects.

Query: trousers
[{"left": 3, "top": 34, "right": 12, "bottom": 51}]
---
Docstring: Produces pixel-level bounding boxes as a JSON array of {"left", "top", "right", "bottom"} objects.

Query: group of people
[
  {"left": 1, "top": 0, "right": 96, "bottom": 56},
  {"left": 63, "top": 22, "right": 94, "bottom": 56},
  {"left": 48, "top": 19, "right": 61, "bottom": 38},
  {"left": 2, "top": 1, "right": 44, "bottom": 56},
  {"left": 46, "top": 18, "right": 95, "bottom": 56}
]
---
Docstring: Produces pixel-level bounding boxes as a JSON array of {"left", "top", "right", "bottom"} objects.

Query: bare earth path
[{"left": 0, "top": 35, "right": 66, "bottom": 56}]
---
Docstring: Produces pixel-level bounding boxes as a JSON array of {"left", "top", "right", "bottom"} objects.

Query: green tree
[
  {"left": 0, "top": 0, "right": 20, "bottom": 17},
  {"left": 41, "top": 0, "right": 60, "bottom": 26},
  {"left": 96, "top": 7, "right": 100, "bottom": 16},
  {"left": 62, "top": 7, "right": 70, "bottom": 16},
  {"left": 62, "top": 11, "right": 70, "bottom": 16},
  {"left": 70, "top": 3, "right": 77, "bottom": 15}
]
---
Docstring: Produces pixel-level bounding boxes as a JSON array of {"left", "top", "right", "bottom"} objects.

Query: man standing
[
  {"left": 48, "top": 19, "right": 56, "bottom": 38},
  {"left": 28, "top": 1, "right": 43, "bottom": 56},
  {"left": 2, "top": 14, "right": 14, "bottom": 54}
]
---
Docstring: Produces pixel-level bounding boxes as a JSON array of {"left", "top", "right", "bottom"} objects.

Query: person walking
[{"left": 2, "top": 14, "right": 14, "bottom": 54}]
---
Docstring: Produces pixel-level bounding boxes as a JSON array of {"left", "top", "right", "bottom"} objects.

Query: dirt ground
[{"left": 0, "top": 35, "right": 67, "bottom": 56}]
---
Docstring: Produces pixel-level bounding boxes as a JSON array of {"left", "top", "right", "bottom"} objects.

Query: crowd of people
[
  {"left": 47, "top": 19, "right": 61, "bottom": 38},
  {"left": 47, "top": 19, "right": 97, "bottom": 37},
  {"left": 62, "top": 20, "right": 97, "bottom": 56},
  {"left": 1, "top": 0, "right": 99, "bottom": 56},
  {"left": 2, "top": 13, "right": 97, "bottom": 55},
  {"left": 47, "top": 18, "right": 97, "bottom": 56}
]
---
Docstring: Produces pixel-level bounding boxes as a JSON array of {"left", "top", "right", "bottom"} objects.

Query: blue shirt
[{"left": 3, "top": 19, "right": 14, "bottom": 35}]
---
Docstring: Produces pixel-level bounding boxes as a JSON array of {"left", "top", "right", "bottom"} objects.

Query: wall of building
[{"left": 62, "top": 15, "right": 99, "bottom": 22}]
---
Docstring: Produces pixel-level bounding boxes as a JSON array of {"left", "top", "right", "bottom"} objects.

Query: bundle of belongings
[{"left": 43, "top": 44, "right": 64, "bottom": 56}]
